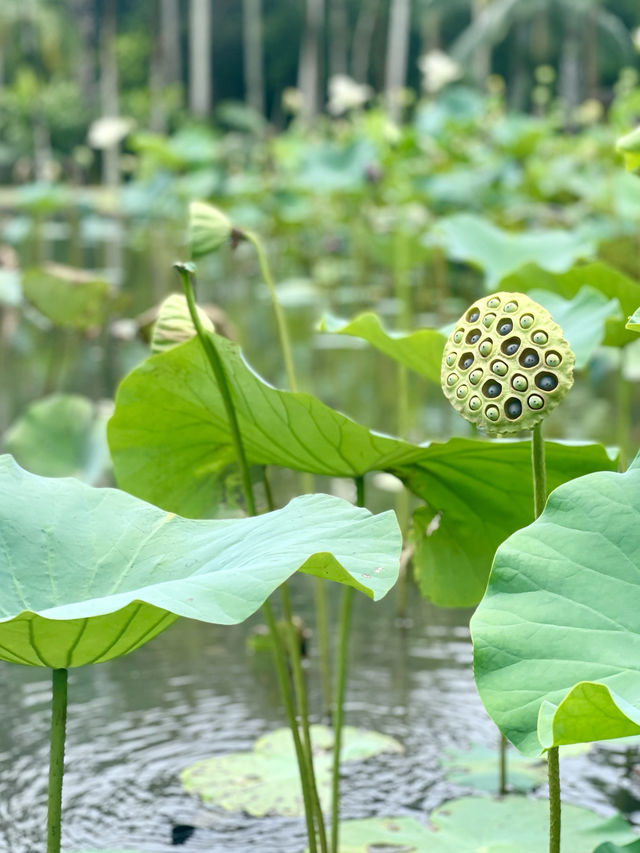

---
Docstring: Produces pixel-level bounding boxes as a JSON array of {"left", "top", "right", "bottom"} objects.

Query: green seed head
[{"left": 441, "top": 291, "right": 575, "bottom": 435}]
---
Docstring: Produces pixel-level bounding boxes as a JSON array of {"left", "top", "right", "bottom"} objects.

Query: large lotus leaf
[
  {"left": 312, "top": 798, "right": 637, "bottom": 852},
  {"left": 22, "top": 264, "right": 112, "bottom": 329},
  {"left": 594, "top": 842, "right": 640, "bottom": 853},
  {"left": 408, "top": 438, "right": 617, "bottom": 606},
  {"left": 3, "top": 394, "right": 112, "bottom": 484},
  {"left": 108, "top": 335, "right": 617, "bottom": 606},
  {"left": 318, "top": 312, "right": 446, "bottom": 383},
  {"left": 627, "top": 308, "right": 640, "bottom": 332},
  {"left": 0, "top": 455, "right": 400, "bottom": 668},
  {"left": 181, "top": 724, "right": 402, "bottom": 816},
  {"left": 434, "top": 214, "right": 596, "bottom": 288},
  {"left": 499, "top": 261, "right": 640, "bottom": 348},
  {"left": 472, "top": 453, "right": 640, "bottom": 757},
  {"left": 528, "top": 286, "right": 622, "bottom": 370}
]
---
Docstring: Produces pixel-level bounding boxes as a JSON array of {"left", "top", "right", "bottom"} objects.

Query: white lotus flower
[
  {"left": 327, "top": 75, "right": 372, "bottom": 116},
  {"left": 418, "top": 50, "right": 462, "bottom": 94},
  {"left": 88, "top": 116, "right": 135, "bottom": 149}
]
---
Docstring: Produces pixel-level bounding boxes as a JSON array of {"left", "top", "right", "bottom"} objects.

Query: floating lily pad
[
  {"left": 472, "top": 452, "right": 640, "bottom": 757},
  {"left": 0, "top": 455, "right": 400, "bottom": 668},
  {"left": 318, "top": 313, "right": 446, "bottom": 383},
  {"left": 22, "top": 264, "right": 112, "bottom": 329},
  {"left": 108, "top": 333, "right": 617, "bottom": 606},
  {"left": 3, "top": 394, "right": 112, "bottom": 484},
  {"left": 181, "top": 724, "right": 403, "bottom": 817},
  {"left": 310, "top": 797, "right": 637, "bottom": 852}
]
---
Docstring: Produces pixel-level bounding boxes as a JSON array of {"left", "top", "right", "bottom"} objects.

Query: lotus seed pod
[
  {"left": 151, "top": 293, "right": 214, "bottom": 354},
  {"left": 441, "top": 292, "right": 575, "bottom": 435},
  {"left": 189, "top": 200, "right": 233, "bottom": 258}
]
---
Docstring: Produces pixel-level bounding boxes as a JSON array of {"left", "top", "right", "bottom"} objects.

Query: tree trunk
[
  {"left": 161, "top": 0, "right": 182, "bottom": 88},
  {"left": 351, "top": 0, "right": 380, "bottom": 83},
  {"left": 189, "top": 0, "right": 212, "bottom": 117},
  {"left": 73, "top": 0, "right": 96, "bottom": 103},
  {"left": 418, "top": 7, "right": 440, "bottom": 55},
  {"left": 584, "top": 7, "right": 598, "bottom": 100},
  {"left": 508, "top": 19, "right": 529, "bottom": 111},
  {"left": 297, "top": 0, "right": 323, "bottom": 119},
  {"left": 384, "top": 0, "right": 411, "bottom": 123},
  {"left": 150, "top": 1, "right": 167, "bottom": 132},
  {"left": 99, "top": 0, "right": 119, "bottom": 186},
  {"left": 328, "top": 0, "right": 348, "bottom": 79},
  {"left": 242, "top": 0, "right": 264, "bottom": 116},
  {"left": 559, "top": 8, "right": 581, "bottom": 125},
  {"left": 471, "top": 0, "right": 491, "bottom": 86}
]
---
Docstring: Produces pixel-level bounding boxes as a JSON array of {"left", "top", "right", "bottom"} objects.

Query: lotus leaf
[
  {"left": 108, "top": 334, "right": 617, "bottom": 606},
  {"left": 500, "top": 261, "right": 640, "bottom": 348},
  {"left": 0, "top": 455, "right": 400, "bottom": 668},
  {"left": 318, "top": 312, "right": 446, "bottom": 383},
  {"left": 472, "top": 452, "right": 640, "bottom": 756},
  {"left": 627, "top": 308, "right": 640, "bottom": 333},
  {"left": 22, "top": 264, "right": 111, "bottom": 329},
  {"left": 3, "top": 394, "right": 112, "bottom": 484},
  {"left": 434, "top": 214, "right": 595, "bottom": 288},
  {"left": 181, "top": 724, "right": 402, "bottom": 816},
  {"left": 617, "top": 127, "right": 640, "bottom": 173}
]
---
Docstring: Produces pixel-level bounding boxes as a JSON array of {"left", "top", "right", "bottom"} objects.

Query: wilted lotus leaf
[{"left": 441, "top": 291, "right": 574, "bottom": 435}]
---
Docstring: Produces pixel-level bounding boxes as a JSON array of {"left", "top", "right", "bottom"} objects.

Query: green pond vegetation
[{"left": 4, "top": 41, "right": 640, "bottom": 853}]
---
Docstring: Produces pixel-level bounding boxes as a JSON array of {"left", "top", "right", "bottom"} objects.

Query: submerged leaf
[
  {"left": 472, "top": 453, "right": 640, "bottom": 756},
  {"left": 181, "top": 724, "right": 402, "bottom": 817},
  {"left": 0, "top": 455, "right": 400, "bottom": 668}
]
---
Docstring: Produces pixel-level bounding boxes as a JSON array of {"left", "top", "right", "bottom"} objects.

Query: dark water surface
[{"left": 1, "top": 583, "right": 639, "bottom": 852}]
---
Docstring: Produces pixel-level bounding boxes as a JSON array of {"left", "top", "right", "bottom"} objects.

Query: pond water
[{"left": 0, "top": 211, "right": 639, "bottom": 850}]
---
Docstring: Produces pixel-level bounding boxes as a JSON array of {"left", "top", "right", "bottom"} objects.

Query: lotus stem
[
  {"left": 244, "top": 229, "right": 297, "bottom": 393},
  {"left": 330, "top": 475, "right": 363, "bottom": 853},
  {"left": 281, "top": 584, "right": 329, "bottom": 853},
  {"left": 47, "top": 668, "right": 68, "bottom": 853},
  {"left": 177, "top": 264, "right": 257, "bottom": 516},
  {"left": 499, "top": 733, "right": 507, "bottom": 796},
  {"left": 314, "top": 578, "right": 333, "bottom": 722},
  {"left": 532, "top": 421, "right": 546, "bottom": 520},
  {"left": 264, "top": 600, "right": 319, "bottom": 853},
  {"left": 548, "top": 744, "right": 561, "bottom": 853}
]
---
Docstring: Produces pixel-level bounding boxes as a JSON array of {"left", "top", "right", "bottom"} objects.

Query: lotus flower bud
[
  {"left": 151, "top": 293, "right": 214, "bottom": 354},
  {"left": 188, "top": 201, "right": 233, "bottom": 258},
  {"left": 441, "top": 292, "right": 574, "bottom": 435}
]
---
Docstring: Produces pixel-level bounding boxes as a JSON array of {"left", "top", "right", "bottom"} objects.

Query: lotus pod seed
[
  {"left": 528, "top": 394, "right": 544, "bottom": 410},
  {"left": 519, "top": 349, "right": 539, "bottom": 368},
  {"left": 501, "top": 337, "right": 521, "bottom": 356},
  {"left": 441, "top": 291, "right": 575, "bottom": 434},
  {"left": 479, "top": 339, "right": 493, "bottom": 357},
  {"left": 512, "top": 374, "right": 528, "bottom": 392}
]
